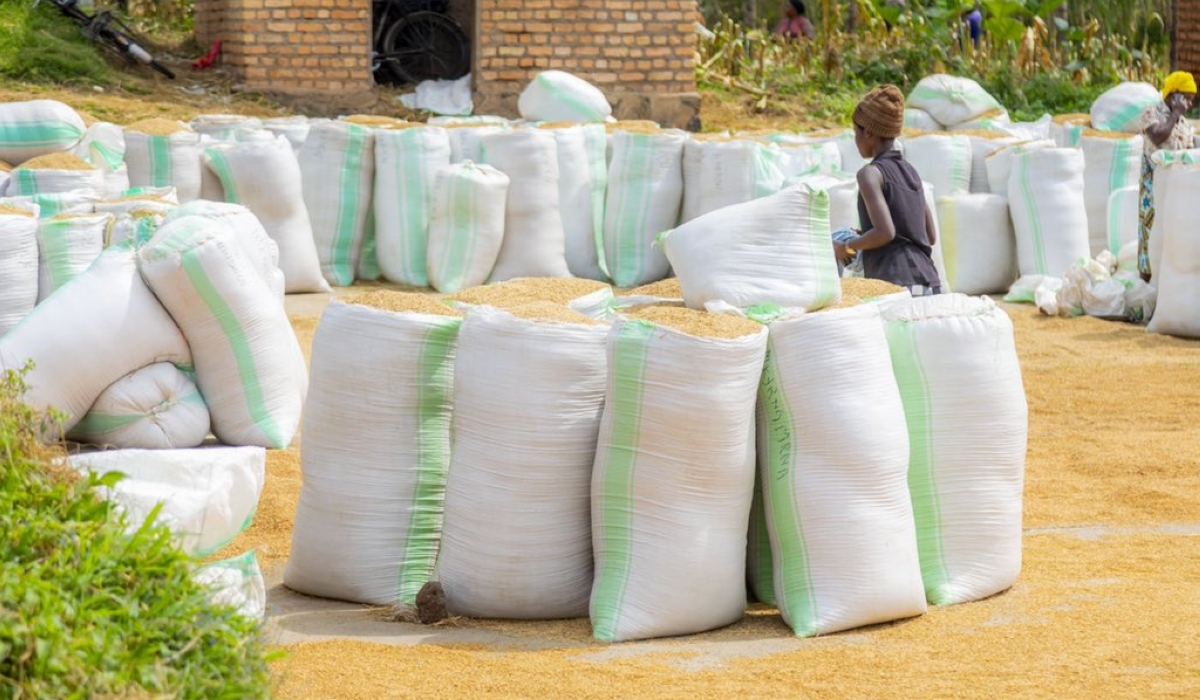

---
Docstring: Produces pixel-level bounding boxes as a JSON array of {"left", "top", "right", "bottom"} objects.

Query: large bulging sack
[
  {"left": 1146, "top": 150, "right": 1200, "bottom": 280},
  {"left": 935, "top": 194, "right": 1017, "bottom": 295},
  {"left": 0, "top": 100, "right": 86, "bottom": 164},
  {"left": 603, "top": 130, "right": 686, "bottom": 287},
  {"left": 36, "top": 213, "right": 111, "bottom": 302},
  {"left": 1006, "top": 148, "right": 1091, "bottom": 298},
  {"left": 124, "top": 122, "right": 204, "bottom": 202},
  {"left": 904, "top": 108, "right": 942, "bottom": 132},
  {"left": 285, "top": 297, "right": 462, "bottom": 606},
  {"left": 984, "top": 139, "right": 1056, "bottom": 199},
  {"left": 68, "top": 362, "right": 211, "bottom": 449},
  {"left": 884, "top": 294, "right": 1028, "bottom": 604},
  {"left": 963, "top": 133, "right": 1018, "bottom": 193},
  {"left": 544, "top": 124, "right": 609, "bottom": 281},
  {"left": 299, "top": 120, "right": 376, "bottom": 286},
  {"left": 1, "top": 191, "right": 97, "bottom": 218},
  {"left": 8, "top": 157, "right": 104, "bottom": 198},
  {"left": 518, "top": 70, "right": 613, "bottom": 123},
  {"left": 203, "top": 136, "right": 329, "bottom": 293},
  {"left": 590, "top": 313, "right": 767, "bottom": 642},
  {"left": 0, "top": 243, "right": 192, "bottom": 439},
  {"left": 1089, "top": 82, "right": 1160, "bottom": 133},
  {"left": 439, "top": 307, "right": 607, "bottom": 619},
  {"left": 907, "top": 75, "right": 1003, "bottom": 128},
  {"left": 901, "top": 134, "right": 971, "bottom": 200},
  {"left": 481, "top": 129, "right": 571, "bottom": 281},
  {"left": 164, "top": 200, "right": 285, "bottom": 302},
  {"left": 661, "top": 183, "right": 842, "bottom": 312},
  {"left": 71, "top": 122, "right": 129, "bottom": 199},
  {"left": 0, "top": 205, "right": 39, "bottom": 336},
  {"left": 1080, "top": 131, "right": 1142, "bottom": 256},
  {"left": 1107, "top": 186, "right": 1139, "bottom": 263},
  {"left": 374, "top": 126, "right": 452, "bottom": 287},
  {"left": 425, "top": 161, "right": 508, "bottom": 293},
  {"left": 138, "top": 216, "right": 307, "bottom": 449},
  {"left": 757, "top": 304, "right": 926, "bottom": 635},
  {"left": 446, "top": 124, "right": 507, "bottom": 164},
  {"left": 1148, "top": 165, "right": 1200, "bottom": 337},
  {"left": 680, "top": 138, "right": 787, "bottom": 223}
]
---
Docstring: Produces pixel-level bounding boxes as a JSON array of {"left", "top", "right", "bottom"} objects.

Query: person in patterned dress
[{"left": 1138, "top": 71, "right": 1196, "bottom": 283}]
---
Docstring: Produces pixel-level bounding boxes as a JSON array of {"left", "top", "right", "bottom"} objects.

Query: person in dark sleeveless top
[{"left": 832, "top": 85, "right": 942, "bottom": 296}]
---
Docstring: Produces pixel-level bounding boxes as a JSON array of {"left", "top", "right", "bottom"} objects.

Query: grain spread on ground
[
  {"left": 126, "top": 118, "right": 189, "bottom": 135},
  {"left": 617, "top": 278, "right": 683, "bottom": 298},
  {"left": 625, "top": 304, "right": 762, "bottom": 339},
  {"left": 503, "top": 301, "right": 601, "bottom": 325},
  {"left": 341, "top": 290, "right": 462, "bottom": 317},
  {"left": 449, "top": 278, "right": 608, "bottom": 307},
  {"left": 18, "top": 153, "right": 94, "bottom": 170}
]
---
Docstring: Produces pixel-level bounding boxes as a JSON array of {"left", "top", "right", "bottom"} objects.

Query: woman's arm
[
  {"left": 924, "top": 200, "right": 937, "bottom": 246},
  {"left": 833, "top": 166, "right": 894, "bottom": 262},
  {"left": 1146, "top": 97, "right": 1187, "bottom": 147}
]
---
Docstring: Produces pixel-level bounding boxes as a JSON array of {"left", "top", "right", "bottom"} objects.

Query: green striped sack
[
  {"left": 123, "top": 127, "right": 204, "bottom": 202},
  {"left": 0, "top": 206, "right": 39, "bottom": 336},
  {"left": 374, "top": 127, "right": 451, "bottom": 287},
  {"left": 9, "top": 164, "right": 104, "bottom": 198},
  {"left": 1005, "top": 148, "right": 1090, "bottom": 301},
  {"left": 35, "top": 213, "right": 110, "bottom": 302},
  {"left": 283, "top": 299, "right": 462, "bottom": 607},
  {"left": 196, "top": 550, "right": 266, "bottom": 618},
  {"left": 603, "top": 130, "right": 686, "bottom": 288},
  {"left": 425, "top": 161, "right": 508, "bottom": 293},
  {"left": 0, "top": 99, "right": 86, "bottom": 164},
  {"left": 67, "top": 362, "right": 210, "bottom": 449},
  {"left": 1081, "top": 133, "right": 1141, "bottom": 256},
  {"left": 298, "top": 120, "right": 375, "bottom": 287}
]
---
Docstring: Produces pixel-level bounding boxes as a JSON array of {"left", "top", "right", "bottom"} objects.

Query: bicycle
[
  {"left": 372, "top": 0, "right": 469, "bottom": 85},
  {"left": 37, "top": 0, "right": 175, "bottom": 79}
]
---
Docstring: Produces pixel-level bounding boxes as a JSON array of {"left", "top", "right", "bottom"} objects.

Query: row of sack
[{"left": 284, "top": 288, "right": 1027, "bottom": 642}]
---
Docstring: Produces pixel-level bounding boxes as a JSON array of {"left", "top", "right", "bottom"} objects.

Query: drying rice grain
[
  {"left": 951, "top": 129, "right": 1012, "bottom": 139},
  {"left": 1080, "top": 128, "right": 1139, "bottom": 140},
  {"left": 503, "top": 301, "right": 601, "bottom": 325},
  {"left": 0, "top": 159, "right": 12, "bottom": 172},
  {"left": 624, "top": 304, "right": 763, "bottom": 339},
  {"left": 1052, "top": 113, "right": 1091, "bottom": 125},
  {"left": 537, "top": 121, "right": 583, "bottom": 130},
  {"left": 841, "top": 278, "right": 903, "bottom": 299},
  {"left": 18, "top": 153, "right": 94, "bottom": 170},
  {"left": 341, "top": 115, "right": 405, "bottom": 126},
  {"left": 0, "top": 204, "right": 34, "bottom": 217},
  {"left": 126, "top": 118, "right": 190, "bottom": 135},
  {"left": 342, "top": 290, "right": 462, "bottom": 316},
  {"left": 450, "top": 278, "right": 609, "bottom": 307},
  {"left": 619, "top": 278, "right": 683, "bottom": 298},
  {"left": 606, "top": 120, "right": 660, "bottom": 133}
]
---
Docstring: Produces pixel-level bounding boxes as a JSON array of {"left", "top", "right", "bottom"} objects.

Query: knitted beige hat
[{"left": 853, "top": 85, "right": 905, "bottom": 138}]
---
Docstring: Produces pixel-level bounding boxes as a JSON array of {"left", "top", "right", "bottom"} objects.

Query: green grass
[
  {"left": 0, "top": 2, "right": 115, "bottom": 85},
  {"left": 0, "top": 364, "right": 275, "bottom": 700}
]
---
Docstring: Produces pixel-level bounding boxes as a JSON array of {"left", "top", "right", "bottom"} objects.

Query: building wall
[{"left": 1175, "top": 0, "right": 1200, "bottom": 74}]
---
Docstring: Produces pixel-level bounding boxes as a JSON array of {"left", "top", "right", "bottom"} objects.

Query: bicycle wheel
[{"left": 379, "top": 11, "right": 470, "bottom": 84}]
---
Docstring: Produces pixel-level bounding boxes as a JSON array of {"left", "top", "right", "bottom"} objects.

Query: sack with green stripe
[
  {"left": 907, "top": 74, "right": 1003, "bottom": 129},
  {"left": 1080, "top": 132, "right": 1142, "bottom": 256},
  {"left": 35, "top": 212, "right": 111, "bottom": 302},
  {"left": 9, "top": 158, "right": 102, "bottom": 199},
  {"left": 124, "top": 122, "right": 204, "bottom": 203},
  {"left": 1, "top": 191, "right": 97, "bottom": 218},
  {"left": 546, "top": 123, "right": 610, "bottom": 281},
  {"left": 963, "top": 133, "right": 1017, "bottom": 194},
  {"left": 1089, "top": 82, "right": 1160, "bottom": 133},
  {"left": 756, "top": 304, "right": 926, "bottom": 636},
  {"left": 299, "top": 120, "right": 375, "bottom": 286},
  {"left": 0, "top": 99, "right": 86, "bottom": 165},
  {"left": 769, "top": 134, "right": 843, "bottom": 179},
  {"left": 934, "top": 194, "right": 1016, "bottom": 295},
  {"left": 590, "top": 316, "right": 767, "bottom": 642},
  {"left": 71, "top": 122, "right": 130, "bottom": 199},
  {"left": 374, "top": 126, "right": 451, "bottom": 287},
  {"left": 0, "top": 242, "right": 192, "bottom": 440},
  {"left": 0, "top": 203, "right": 38, "bottom": 337},
  {"left": 425, "top": 161, "right": 508, "bottom": 293},
  {"left": 901, "top": 133, "right": 971, "bottom": 200},
  {"left": 883, "top": 294, "right": 1028, "bottom": 605},
  {"left": 518, "top": 70, "right": 613, "bottom": 123},
  {"left": 196, "top": 551, "right": 267, "bottom": 619},
  {"left": 165, "top": 200, "right": 285, "bottom": 303},
  {"left": 68, "top": 362, "right": 211, "bottom": 449},
  {"left": 603, "top": 129, "right": 686, "bottom": 287},
  {"left": 1005, "top": 148, "right": 1090, "bottom": 302},
  {"left": 660, "top": 183, "right": 841, "bottom": 312},
  {"left": 984, "top": 139, "right": 1055, "bottom": 199},
  {"left": 69, "top": 446, "right": 266, "bottom": 558},
  {"left": 681, "top": 138, "right": 787, "bottom": 224},
  {"left": 1107, "top": 186, "right": 1138, "bottom": 269},
  {"left": 1147, "top": 164, "right": 1200, "bottom": 337},
  {"left": 1147, "top": 149, "right": 1200, "bottom": 280},
  {"left": 203, "top": 135, "right": 329, "bottom": 293},
  {"left": 284, "top": 297, "right": 461, "bottom": 607},
  {"left": 439, "top": 306, "right": 607, "bottom": 619},
  {"left": 139, "top": 215, "right": 307, "bottom": 449}
]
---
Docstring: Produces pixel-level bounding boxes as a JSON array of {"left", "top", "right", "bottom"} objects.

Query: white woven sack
[
  {"left": 1148, "top": 165, "right": 1200, "bottom": 336},
  {"left": 964, "top": 134, "right": 1018, "bottom": 193},
  {"left": 947, "top": 109, "right": 1010, "bottom": 132},
  {"left": 196, "top": 551, "right": 267, "bottom": 619},
  {"left": 373, "top": 126, "right": 451, "bottom": 287},
  {"left": 901, "top": 134, "right": 971, "bottom": 200},
  {"left": 285, "top": 299, "right": 461, "bottom": 606},
  {"left": 758, "top": 304, "right": 926, "bottom": 635},
  {"left": 440, "top": 307, "right": 607, "bottom": 619},
  {"left": 0, "top": 205, "right": 39, "bottom": 336},
  {"left": 984, "top": 139, "right": 1056, "bottom": 198},
  {"left": 299, "top": 119, "right": 375, "bottom": 286},
  {"left": 68, "top": 362, "right": 210, "bottom": 449},
  {"left": 203, "top": 136, "right": 329, "bottom": 293},
  {"left": 918, "top": 182, "right": 952, "bottom": 292},
  {"left": 828, "top": 130, "right": 867, "bottom": 173},
  {"left": 1146, "top": 150, "right": 1200, "bottom": 279},
  {"left": 1090, "top": 82, "right": 1160, "bottom": 133},
  {"left": 1080, "top": 132, "right": 1142, "bottom": 256},
  {"left": 1007, "top": 148, "right": 1091, "bottom": 298},
  {"left": 0, "top": 243, "right": 192, "bottom": 439},
  {"left": 69, "top": 446, "right": 265, "bottom": 557},
  {"left": 0, "top": 169, "right": 8, "bottom": 197},
  {"left": 662, "top": 183, "right": 842, "bottom": 312},
  {"left": 71, "top": 122, "right": 129, "bottom": 199},
  {"left": 8, "top": 163, "right": 104, "bottom": 198},
  {"left": 590, "top": 317, "right": 767, "bottom": 642},
  {"left": 262, "top": 115, "right": 311, "bottom": 155},
  {"left": 1, "top": 191, "right": 96, "bottom": 218},
  {"left": 165, "top": 200, "right": 285, "bottom": 303},
  {"left": 546, "top": 124, "right": 609, "bottom": 281},
  {"left": 1107, "top": 186, "right": 1139, "bottom": 263},
  {"left": 681, "top": 139, "right": 787, "bottom": 224},
  {"left": 883, "top": 294, "right": 1028, "bottom": 605},
  {"left": 190, "top": 114, "right": 265, "bottom": 141},
  {"left": 36, "top": 213, "right": 111, "bottom": 302},
  {"left": 1049, "top": 116, "right": 1088, "bottom": 148},
  {"left": 935, "top": 194, "right": 1017, "bottom": 295},
  {"left": 907, "top": 74, "right": 1003, "bottom": 128},
  {"left": 0, "top": 100, "right": 86, "bottom": 164},
  {"left": 904, "top": 108, "right": 942, "bottom": 132},
  {"left": 603, "top": 130, "right": 686, "bottom": 287},
  {"left": 426, "top": 161, "right": 509, "bottom": 293},
  {"left": 446, "top": 124, "right": 507, "bottom": 163},
  {"left": 139, "top": 216, "right": 306, "bottom": 449},
  {"left": 124, "top": 124, "right": 204, "bottom": 202},
  {"left": 518, "top": 70, "right": 612, "bottom": 123},
  {"left": 481, "top": 129, "right": 571, "bottom": 281},
  {"left": 773, "top": 138, "right": 842, "bottom": 179}
]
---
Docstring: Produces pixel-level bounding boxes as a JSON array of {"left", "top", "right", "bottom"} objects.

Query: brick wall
[{"left": 1175, "top": 0, "right": 1200, "bottom": 75}]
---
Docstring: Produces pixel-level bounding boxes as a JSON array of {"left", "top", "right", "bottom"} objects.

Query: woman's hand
[
  {"left": 833, "top": 240, "right": 856, "bottom": 265},
  {"left": 1169, "top": 93, "right": 1189, "bottom": 116}
]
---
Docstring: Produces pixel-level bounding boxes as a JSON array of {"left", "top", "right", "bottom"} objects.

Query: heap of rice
[
  {"left": 125, "top": 118, "right": 190, "bottom": 135},
  {"left": 624, "top": 304, "right": 762, "bottom": 339},
  {"left": 449, "top": 278, "right": 609, "bottom": 307},
  {"left": 619, "top": 278, "right": 683, "bottom": 298},
  {"left": 504, "top": 301, "right": 601, "bottom": 325},
  {"left": 18, "top": 153, "right": 95, "bottom": 170},
  {"left": 342, "top": 290, "right": 462, "bottom": 316}
]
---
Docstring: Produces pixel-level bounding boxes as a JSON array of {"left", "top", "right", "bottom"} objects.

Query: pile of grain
[
  {"left": 505, "top": 301, "right": 600, "bottom": 325},
  {"left": 450, "top": 278, "right": 609, "bottom": 307},
  {"left": 1052, "top": 113, "right": 1091, "bottom": 125},
  {"left": 0, "top": 159, "right": 12, "bottom": 172},
  {"left": 606, "top": 120, "right": 661, "bottom": 134},
  {"left": 1081, "top": 128, "right": 1139, "bottom": 140},
  {"left": 342, "top": 290, "right": 462, "bottom": 317},
  {"left": 341, "top": 115, "right": 405, "bottom": 127},
  {"left": 625, "top": 304, "right": 762, "bottom": 339},
  {"left": 619, "top": 278, "right": 683, "bottom": 298},
  {"left": 0, "top": 204, "right": 34, "bottom": 217},
  {"left": 537, "top": 121, "right": 583, "bottom": 130},
  {"left": 18, "top": 153, "right": 94, "bottom": 170},
  {"left": 126, "top": 118, "right": 190, "bottom": 135},
  {"left": 952, "top": 129, "right": 1013, "bottom": 139},
  {"left": 841, "top": 278, "right": 903, "bottom": 299}
]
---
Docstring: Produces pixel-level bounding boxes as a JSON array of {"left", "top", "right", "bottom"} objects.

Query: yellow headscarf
[{"left": 1162, "top": 71, "right": 1197, "bottom": 99}]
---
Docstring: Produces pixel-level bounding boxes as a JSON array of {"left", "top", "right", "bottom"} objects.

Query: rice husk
[
  {"left": 0, "top": 204, "right": 34, "bottom": 217},
  {"left": 18, "top": 153, "right": 95, "bottom": 170},
  {"left": 625, "top": 304, "right": 762, "bottom": 339},
  {"left": 0, "top": 159, "right": 12, "bottom": 172},
  {"left": 1052, "top": 113, "right": 1091, "bottom": 125},
  {"left": 537, "top": 121, "right": 584, "bottom": 130},
  {"left": 341, "top": 115, "right": 405, "bottom": 127},
  {"left": 1080, "top": 128, "right": 1141, "bottom": 141},
  {"left": 503, "top": 301, "right": 601, "bottom": 325},
  {"left": 619, "top": 278, "right": 683, "bottom": 298},
  {"left": 342, "top": 290, "right": 462, "bottom": 317},
  {"left": 606, "top": 120, "right": 661, "bottom": 134},
  {"left": 126, "top": 118, "right": 190, "bottom": 135},
  {"left": 450, "top": 278, "right": 609, "bottom": 307},
  {"left": 841, "top": 278, "right": 903, "bottom": 298}
]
